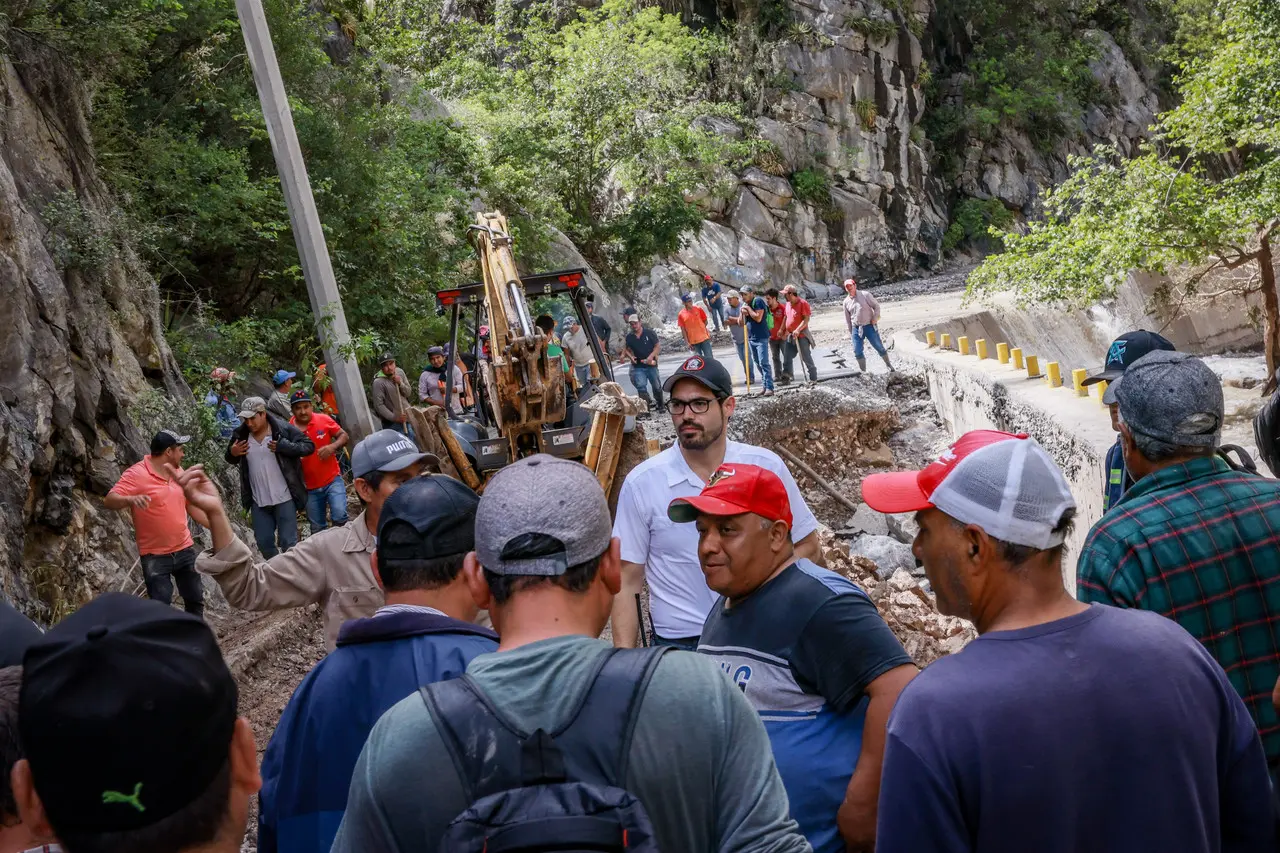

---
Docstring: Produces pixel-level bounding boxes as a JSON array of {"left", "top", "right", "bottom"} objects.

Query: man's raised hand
[{"left": 166, "top": 464, "right": 223, "bottom": 518}]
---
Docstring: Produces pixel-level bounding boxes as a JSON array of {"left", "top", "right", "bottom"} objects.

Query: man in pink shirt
[
  {"left": 841, "top": 278, "right": 893, "bottom": 373},
  {"left": 782, "top": 285, "right": 819, "bottom": 383},
  {"left": 104, "top": 430, "right": 210, "bottom": 616}
]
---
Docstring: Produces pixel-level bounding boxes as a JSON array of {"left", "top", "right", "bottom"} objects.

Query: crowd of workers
[{"left": 7, "top": 272, "right": 1280, "bottom": 853}]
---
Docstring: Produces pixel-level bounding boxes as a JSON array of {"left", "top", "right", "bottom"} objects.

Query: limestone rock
[
  {"left": 850, "top": 534, "right": 916, "bottom": 578},
  {"left": 844, "top": 504, "right": 889, "bottom": 537},
  {"left": 742, "top": 169, "right": 794, "bottom": 208},
  {"left": 729, "top": 188, "right": 779, "bottom": 243}
]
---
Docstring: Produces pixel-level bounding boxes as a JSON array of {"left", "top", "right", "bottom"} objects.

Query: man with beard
[
  {"left": 861, "top": 430, "right": 1273, "bottom": 853},
  {"left": 610, "top": 356, "right": 824, "bottom": 649}
]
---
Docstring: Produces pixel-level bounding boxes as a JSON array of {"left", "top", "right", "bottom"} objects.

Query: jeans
[
  {"left": 630, "top": 363, "right": 663, "bottom": 407},
  {"left": 706, "top": 300, "right": 725, "bottom": 331},
  {"left": 652, "top": 633, "right": 700, "bottom": 651},
  {"left": 251, "top": 499, "right": 299, "bottom": 558},
  {"left": 691, "top": 340, "right": 714, "bottom": 360},
  {"left": 380, "top": 419, "right": 415, "bottom": 440},
  {"left": 574, "top": 364, "right": 592, "bottom": 386},
  {"left": 784, "top": 333, "right": 818, "bottom": 381},
  {"left": 769, "top": 338, "right": 788, "bottom": 380},
  {"left": 140, "top": 546, "right": 204, "bottom": 617},
  {"left": 853, "top": 324, "right": 888, "bottom": 358},
  {"left": 306, "top": 475, "right": 349, "bottom": 532},
  {"left": 748, "top": 339, "right": 775, "bottom": 390}
]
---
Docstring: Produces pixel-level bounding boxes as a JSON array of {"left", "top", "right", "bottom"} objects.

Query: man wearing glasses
[{"left": 610, "top": 356, "right": 824, "bottom": 649}]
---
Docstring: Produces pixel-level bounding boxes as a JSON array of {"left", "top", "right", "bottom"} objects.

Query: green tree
[{"left": 970, "top": 0, "right": 1280, "bottom": 378}]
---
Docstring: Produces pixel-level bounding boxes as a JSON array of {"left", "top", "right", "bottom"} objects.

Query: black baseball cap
[
  {"left": 377, "top": 475, "right": 480, "bottom": 561},
  {"left": 1082, "top": 330, "right": 1176, "bottom": 389},
  {"left": 663, "top": 355, "right": 734, "bottom": 398},
  {"left": 149, "top": 429, "right": 191, "bottom": 455},
  {"left": 20, "top": 594, "right": 237, "bottom": 834},
  {"left": 289, "top": 389, "right": 312, "bottom": 406}
]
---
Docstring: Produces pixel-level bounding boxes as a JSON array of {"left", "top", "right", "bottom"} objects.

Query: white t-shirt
[
  {"left": 246, "top": 433, "right": 292, "bottom": 508},
  {"left": 612, "top": 441, "right": 820, "bottom": 638}
]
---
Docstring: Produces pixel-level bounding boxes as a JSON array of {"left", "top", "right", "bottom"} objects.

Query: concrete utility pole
[{"left": 233, "top": 0, "right": 375, "bottom": 441}]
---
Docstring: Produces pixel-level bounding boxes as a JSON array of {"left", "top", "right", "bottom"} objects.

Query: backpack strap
[
  {"left": 553, "top": 646, "right": 672, "bottom": 787},
  {"left": 421, "top": 646, "right": 672, "bottom": 800}
]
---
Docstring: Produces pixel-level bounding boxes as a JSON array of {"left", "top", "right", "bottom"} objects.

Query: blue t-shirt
[
  {"left": 746, "top": 296, "right": 771, "bottom": 342},
  {"left": 702, "top": 282, "right": 721, "bottom": 304},
  {"left": 1103, "top": 436, "right": 1133, "bottom": 513},
  {"left": 698, "top": 560, "right": 912, "bottom": 853},
  {"left": 876, "top": 604, "right": 1274, "bottom": 853}
]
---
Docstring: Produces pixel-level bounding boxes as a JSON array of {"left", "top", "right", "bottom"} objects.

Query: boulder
[
  {"left": 886, "top": 511, "right": 920, "bottom": 545},
  {"left": 729, "top": 187, "right": 779, "bottom": 243},
  {"left": 675, "top": 220, "right": 739, "bottom": 283},
  {"left": 844, "top": 503, "right": 889, "bottom": 536},
  {"left": 742, "top": 168, "right": 795, "bottom": 207},
  {"left": 849, "top": 534, "right": 916, "bottom": 578}
]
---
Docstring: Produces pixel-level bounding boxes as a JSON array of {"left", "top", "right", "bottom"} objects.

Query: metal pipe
[
  {"left": 508, "top": 279, "right": 534, "bottom": 337},
  {"left": 775, "top": 446, "right": 860, "bottom": 514},
  {"left": 444, "top": 301, "right": 461, "bottom": 416}
]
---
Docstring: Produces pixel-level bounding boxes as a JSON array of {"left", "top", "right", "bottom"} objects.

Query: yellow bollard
[
  {"left": 1012, "top": 347, "right": 1024, "bottom": 369},
  {"left": 1025, "top": 354, "right": 1039, "bottom": 378},
  {"left": 941, "top": 333, "right": 952, "bottom": 350},
  {"left": 1096, "top": 379, "right": 1109, "bottom": 406},
  {"left": 976, "top": 339, "right": 989, "bottom": 360},
  {"left": 958, "top": 336, "right": 971, "bottom": 356},
  {"left": 997, "top": 342, "right": 1010, "bottom": 364},
  {"left": 1072, "top": 368, "right": 1088, "bottom": 397},
  {"left": 926, "top": 330, "right": 938, "bottom": 347},
  {"left": 1047, "top": 361, "right": 1063, "bottom": 388}
]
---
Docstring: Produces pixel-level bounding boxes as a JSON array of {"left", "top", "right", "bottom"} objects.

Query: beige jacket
[{"left": 197, "top": 510, "right": 382, "bottom": 650}]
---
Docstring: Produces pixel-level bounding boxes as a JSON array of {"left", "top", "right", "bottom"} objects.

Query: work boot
[
  {"left": 856, "top": 357, "right": 867, "bottom": 373},
  {"left": 881, "top": 353, "right": 894, "bottom": 371}
]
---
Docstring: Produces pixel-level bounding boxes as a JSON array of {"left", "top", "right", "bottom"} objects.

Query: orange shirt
[
  {"left": 314, "top": 364, "right": 340, "bottom": 416},
  {"left": 294, "top": 413, "right": 343, "bottom": 490},
  {"left": 678, "top": 306, "right": 710, "bottom": 345},
  {"left": 110, "top": 459, "right": 194, "bottom": 556}
]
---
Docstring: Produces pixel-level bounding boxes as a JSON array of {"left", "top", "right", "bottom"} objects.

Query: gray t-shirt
[
  {"left": 245, "top": 433, "right": 291, "bottom": 507},
  {"left": 726, "top": 303, "right": 745, "bottom": 344},
  {"left": 332, "top": 635, "right": 812, "bottom": 853}
]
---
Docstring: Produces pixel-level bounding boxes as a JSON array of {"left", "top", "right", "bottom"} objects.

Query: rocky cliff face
[
  {"left": 632, "top": 0, "right": 1160, "bottom": 325},
  {"left": 0, "top": 36, "right": 188, "bottom": 621}
]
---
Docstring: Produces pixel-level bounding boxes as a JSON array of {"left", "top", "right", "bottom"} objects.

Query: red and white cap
[
  {"left": 861, "top": 430, "right": 1076, "bottom": 549},
  {"left": 667, "top": 464, "right": 793, "bottom": 528}
]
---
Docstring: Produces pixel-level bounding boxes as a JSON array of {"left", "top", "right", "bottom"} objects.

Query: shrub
[
  {"left": 942, "top": 197, "right": 1015, "bottom": 251},
  {"left": 790, "top": 168, "right": 830, "bottom": 205}
]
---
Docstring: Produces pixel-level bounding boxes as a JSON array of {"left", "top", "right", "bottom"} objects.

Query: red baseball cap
[
  {"left": 860, "top": 430, "right": 1026, "bottom": 513},
  {"left": 668, "top": 464, "right": 793, "bottom": 528}
]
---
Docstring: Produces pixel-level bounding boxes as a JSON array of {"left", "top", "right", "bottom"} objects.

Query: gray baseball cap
[
  {"left": 237, "top": 396, "right": 267, "bottom": 419},
  {"left": 351, "top": 429, "right": 438, "bottom": 479},
  {"left": 476, "top": 455, "right": 612, "bottom": 576},
  {"left": 1115, "top": 351, "right": 1222, "bottom": 448}
]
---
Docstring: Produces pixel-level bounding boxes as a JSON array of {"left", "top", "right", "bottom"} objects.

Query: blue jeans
[
  {"left": 853, "top": 324, "right": 888, "bottom": 358},
  {"left": 251, "top": 499, "right": 299, "bottom": 558},
  {"left": 630, "top": 363, "right": 663, "bottom": 406},
  {"left": 748, "top": 339, "right": 775, "bottom": 390},
  {"left": 574, "top": 364, "right": 592, "bottom": 386},
  {"left": 691, "top": 340, "right": 714, "bottom": 360},
  {"left": 140, "top": 546, "right": 204, "bottom": 617},
  {"left": 306, "top": 475, "right": 349, "bottom": 532},
  {"left": 706, "top": 300, "right": 724, "bottom": 330}
]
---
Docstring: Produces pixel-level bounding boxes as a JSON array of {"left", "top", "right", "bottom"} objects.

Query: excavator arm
[{"left": 468, "top": 212, "right": 566, "bottom": 456}]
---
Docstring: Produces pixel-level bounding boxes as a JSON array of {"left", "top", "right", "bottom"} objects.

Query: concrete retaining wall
[{"left": 915, "top": 272, "right": 1264, "bottom": 376}]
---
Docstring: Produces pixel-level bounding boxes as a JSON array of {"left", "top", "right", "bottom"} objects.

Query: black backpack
[{"left": 421, "top": 647, "right": 672, "bottom": 852}]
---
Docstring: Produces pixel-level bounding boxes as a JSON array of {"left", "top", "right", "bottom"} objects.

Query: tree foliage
[{"left": 969, "top": 0, "right": 1280, "bottom": 375}]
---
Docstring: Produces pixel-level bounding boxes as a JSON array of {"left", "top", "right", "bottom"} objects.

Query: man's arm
[
  {"left": 649, "top": 339, "right": 661, "bottom": 363},
  {"left": 838, "top": 664, "right": 917, "bottom": 851},
  {"left": 867, "top": 293, "right": 882, "bottom": 324},
  {"left": 171, "top": 466, "right": 332, "bottom": 611},
  {"left": 273, "top": 424, "right": 315, "bottom": 458},
  {"left": 103, "top": 491, "right": 147, "bottom": 511},
  {"left": 1075, "top": 534, "right": 1143, "bottom": 607},
  {"left": 371, "top": 379, "right": 398, "bottom": 422},
  {"left": 610, "top": 480, "right": 650, "bottom": 648},
  {"left": 610, "top": 560, "right": 646, "bottom": 648},
  {"left": 843, "top": 300, "right": 854, "bottom": 334}
]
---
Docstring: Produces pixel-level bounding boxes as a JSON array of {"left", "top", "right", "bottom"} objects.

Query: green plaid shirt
[{"left": 1078, "top": 455, "right": 1280, "bottom": 765}]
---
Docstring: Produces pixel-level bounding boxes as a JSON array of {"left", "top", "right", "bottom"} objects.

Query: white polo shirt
[{"left": 613, "top": 441, "right": 819, "bottom": 639}]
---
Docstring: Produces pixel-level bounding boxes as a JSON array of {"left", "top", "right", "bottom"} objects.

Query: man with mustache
[{"left": 610, "top": 356, "right": 824, "bottom": 649}]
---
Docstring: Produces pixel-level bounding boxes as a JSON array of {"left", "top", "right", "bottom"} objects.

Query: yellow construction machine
[{"left": 408, "top": 212, "right": 648, "bottom": 504}]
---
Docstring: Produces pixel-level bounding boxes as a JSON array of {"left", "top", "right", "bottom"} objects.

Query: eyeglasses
[{"left": 668, "top": 398, "right": 716, "bottom": 415}]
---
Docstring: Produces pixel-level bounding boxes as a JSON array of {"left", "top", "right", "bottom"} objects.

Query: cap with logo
[
  {"left": 861, "top": 430, "right": 1077, "bottom": 549},
  {"left": 377, "top": 475, "right": 480, "bottom": 563},
  {"left": 351, "top": 429, "right": 438, "bottom": 479},
  {"left": 20, "top": 594, "right": 237, "bottom": 834},
  {"left": 289, "top": 389, "right": 312, "bottom": 406},
  {"left": 662, "top": 355, "right": 734, "bottom": 398},
  {"left": 476, "top": 455, "right": 612, "bottom": 577},
  {"left": 1081, "top": 330, "right": 1176, "bottom": 404},
  {"left": 1115, "top": 350, "right": 1222, "bottom": 448},
  {"left": 378, "top": 351, "right": 396, "bottom": 366},
  {"left": 668, "top": 463, "right": 793, "bottom": 528},
  {"left": 237, "top": 396, "right": 267, "bottom": 419},
  {"left": 681, "top": 292, "right": 693, "bottom": 302},
  {"left": 150, "top": 429, "right": 191, "bottom": 456}
]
